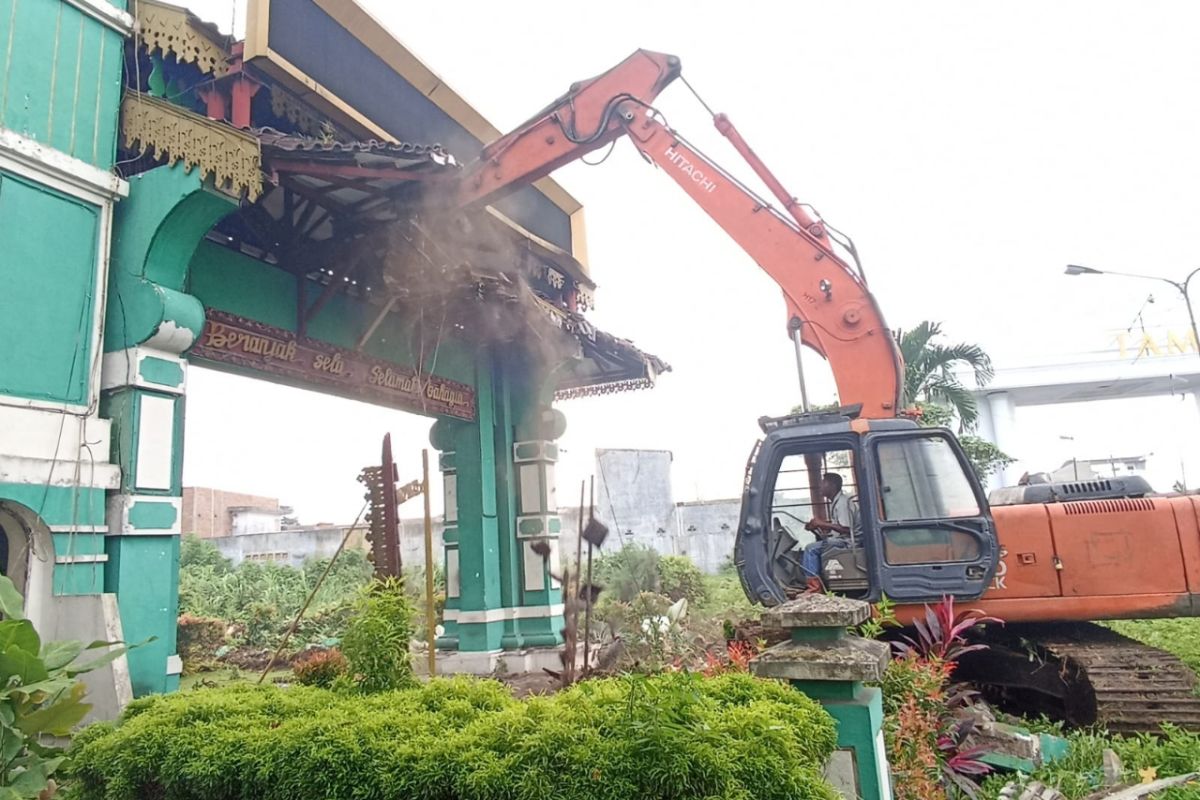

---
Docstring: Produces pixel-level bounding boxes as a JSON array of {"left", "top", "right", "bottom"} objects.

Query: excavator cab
[{"left": 736, "top": 406, "right": 999, "bottom": 606}]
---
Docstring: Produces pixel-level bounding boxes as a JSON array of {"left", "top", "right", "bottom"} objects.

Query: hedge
[{"left": 68, "top": 673, "right": 838, "bottom": 800}]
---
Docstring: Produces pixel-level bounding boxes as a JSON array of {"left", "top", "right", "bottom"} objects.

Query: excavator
[{"left": 446, "top": 50, "right": 1200, "bottom": 733}]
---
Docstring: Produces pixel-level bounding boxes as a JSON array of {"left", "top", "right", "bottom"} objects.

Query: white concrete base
[{"left": 426, "top": 644, "right": 593, "bottom": 677}]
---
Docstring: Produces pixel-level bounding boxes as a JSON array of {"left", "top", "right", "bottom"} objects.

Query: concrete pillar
[
  {"left": 986, "top": 391, "right": 1019, "bottom": 488},
  {"left": 429, "top": 349, "right": 565, "bottom": 670},
  {"left": 101, "top": 163, "right": 234, "bottom": 696},
  {"left": 751, "top": 595, "right": 893, "bottom": 800},
  {"left": 100, "top": 349, "right": 188, "bottom": 695}
]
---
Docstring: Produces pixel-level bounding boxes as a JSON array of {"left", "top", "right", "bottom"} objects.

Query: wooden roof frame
[{"left": 244, "top": 0, "right": 589, "bottom": 274}]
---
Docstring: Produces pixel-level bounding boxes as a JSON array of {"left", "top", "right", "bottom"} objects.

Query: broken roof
[{"left": 122, "top": 0, "right": 667, "bottom": 401}]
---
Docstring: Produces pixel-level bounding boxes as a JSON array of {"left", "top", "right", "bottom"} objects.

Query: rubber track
[{"left": 1039, "top": 624, "right": 1200, "bottom": 735}]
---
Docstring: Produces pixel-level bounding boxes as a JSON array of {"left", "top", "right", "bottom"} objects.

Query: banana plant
[{"left": 0, "top": 576, "right": 137, "bottom": 799}]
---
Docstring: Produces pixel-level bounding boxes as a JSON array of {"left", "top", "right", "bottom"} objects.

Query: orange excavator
[{"left": 448, "top": 50, "right": 1200, "bottom": 732}]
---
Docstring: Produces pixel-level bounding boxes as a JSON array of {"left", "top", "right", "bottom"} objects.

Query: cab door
[{"left": 861, "top": 429, "right": 998, "bottom": 602}]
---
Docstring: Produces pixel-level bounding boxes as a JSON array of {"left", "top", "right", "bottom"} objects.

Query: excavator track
[{"left": 957, "top": 623, "right": 1200, "bottom": 735}]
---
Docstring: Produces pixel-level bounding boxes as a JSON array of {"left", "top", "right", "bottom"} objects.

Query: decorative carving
[
  {"left": 135, "top": 0, "right": 232, "bottom": 77},
  {"left": 120, "top": 93, "right": 264, "bottom": 201},
  {"left": 577, "top": 285, "right": 596, "bottom": 312},
  {"left": 555, "top": 378, "right": 658, "bottom": 401},
  {"left": 545, "top": 267, "right": 565, "bottom": 290},
  {"left": 269, "top": 86, "right": 347, "bottom": 140}
]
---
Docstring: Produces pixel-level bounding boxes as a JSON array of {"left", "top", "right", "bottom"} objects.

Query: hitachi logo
[{"left": 664, "top": 146, "right": 717, "bottom": 193}]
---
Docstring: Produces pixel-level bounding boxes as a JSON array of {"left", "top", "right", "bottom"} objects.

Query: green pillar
[
  {"left": 751, "top": 596, "right": 894, "bottom": 800},
  {"left": 430, "top": 348, "right": 566, "bottom": 664},
  {"left": 101, "top": 164, "right": 234, "bottom": 695}
]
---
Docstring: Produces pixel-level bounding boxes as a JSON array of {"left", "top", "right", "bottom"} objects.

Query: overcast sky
[{"left": 180, "top": 1, "right": 1200, "bottom": 523}]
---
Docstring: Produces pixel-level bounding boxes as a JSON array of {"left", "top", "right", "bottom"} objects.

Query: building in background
[{"left": 181, "top": 487, "right": 281, "bottom": 538}]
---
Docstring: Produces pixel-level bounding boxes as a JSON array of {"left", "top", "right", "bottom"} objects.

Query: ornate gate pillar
[
  {"left": 101, "top": 164, "right": 234, "bottom": 695},
  {"left": 430, "top": 346, "right": 566, "bottom": 667}
]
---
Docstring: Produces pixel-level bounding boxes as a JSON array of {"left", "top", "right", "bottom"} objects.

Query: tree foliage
[
  {"left": 895, "top": 321, "right": 994, "bottom": 429},
  {"left": 913, "top": 403, "right": 1014, "bottom": 482}
]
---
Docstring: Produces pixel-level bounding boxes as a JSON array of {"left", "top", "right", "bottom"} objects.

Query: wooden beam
[
  {"left": 270, "top": 160, "right": 446, "bottom": 183},
  {"left": 356, "top": 295, "right": 399, "bottom": 351}
]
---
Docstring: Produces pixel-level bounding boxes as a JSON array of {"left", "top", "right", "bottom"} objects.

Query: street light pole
[{"left": 1066, "top": 264, "right": 1200, "bottom": 359}]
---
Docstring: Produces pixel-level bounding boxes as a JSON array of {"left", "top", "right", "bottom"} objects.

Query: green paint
[
  {"left": 128, "top": 501, "right": 178, "bottom": 530},
  {"left": 106, "top": 165, "right": 234, "bottom": 353},
  {"left": 0, "top": 483, "right": 105, "bottom": 527},
  {"left": 0, "top": 173, "right": 100, "bottom": 404},
  {"left": 444, "top": 357, "right": 504, "bottom": 653},
  {"left": 187, "top": 239, "right": 297, "bottom": 329},
  {"left": 515, "top": 613, "right": 563, "bottom": 648},
  {"left": 53, "top": 562, "right": 105, "bottom": 595},
  {"left": 188, "top": 240, "right": 477, "bottom": 389},
  {"left": 792, "top": 679, "right": 862, "bottom": 701},
  {"left": 548, "top": 518, "right": 561, "bottom": 534},
  {"left": 139, "top": 356, "right": 184, "bottom": 388},
  {"left": 791, "top": 626, "right": 846, "bottom": 644},
  {"left": 105, "top": 534, "right": 180, "bottom": 696},
  {"left": 0, "top": 1, "right": 122, "bottom": 167},
  {"left": 816, "top": 687, "right": 889, "bottom": 800},
  {"left": 518, "top": 518, "right": 543, "bottom": 537},
  {"left": 455, "top": 620, "right": 505, "bottom": 653},
  {"left": 52, "top": 532, "right": 106, "bottom": 556},
  {"left": 491, "top": 356, "right": 523, "bottom": 645},
  {"left": 100, "top": 390, "right": 138, "bottom": 493}
]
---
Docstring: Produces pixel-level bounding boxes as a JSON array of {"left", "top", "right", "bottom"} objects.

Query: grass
[
  {"left": 695, "top": 568, "right": 757, "bottom": 619},
  {"left": 1105, "top": 618, "right": 1200, "bottom": 675},
  {"left": 978, "top": 724, "right": 1200, "bottom": 800},
  {"left": 179, "top": 667, "right": 291, "bottom": 691}
]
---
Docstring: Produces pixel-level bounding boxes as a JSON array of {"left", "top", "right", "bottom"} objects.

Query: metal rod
[
  {"left": 422, "top": 449, "right": 436, "bottom": 677},
  {"left": 574, "top": 481, "right": 585, "bottom": 616},
  {"left": 791, "top": 328, "right": 810, "bottom": 412},
  {"left": 258, "top": 501, "right": 368, "bottom": 683},
  {"left": 583, "top": 476, "right": 595, "bottom": 671}
]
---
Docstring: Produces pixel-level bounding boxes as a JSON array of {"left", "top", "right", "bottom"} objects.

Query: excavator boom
[{"left": 451, "top": 50, "right": 903, "bottom": 418}]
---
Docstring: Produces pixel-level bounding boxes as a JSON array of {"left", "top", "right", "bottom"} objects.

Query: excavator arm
[{"left": 453, "top": 50, "right": 903, "bottom": 418}]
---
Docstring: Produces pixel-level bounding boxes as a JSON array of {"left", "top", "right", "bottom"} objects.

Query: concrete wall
[
  {"left": 556, "top": 449, "right": 741, "bottom": 574},
  {"left": 211, "top": 520, "right": 446, "bottom": 573},
  {"left": 181, "top": 487, "right": 280, "bottom": 538},
  {"left": 230, "top": 508, "right": 285, "bottom": 536},
  {"left": 208, "top": 448, "right": 742, "bottom": 575}
]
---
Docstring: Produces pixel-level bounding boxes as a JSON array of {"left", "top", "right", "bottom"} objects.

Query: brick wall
[{"left": 181, "top": 487, "right": 280, "bottom": 538}]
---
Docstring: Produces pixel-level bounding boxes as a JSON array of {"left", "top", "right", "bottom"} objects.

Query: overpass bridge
[{"left": 968, "top": 347, "right": 1200, "bottom": 489}]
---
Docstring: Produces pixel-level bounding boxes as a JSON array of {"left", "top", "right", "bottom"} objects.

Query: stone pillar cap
[
  {"left": 751, "top": 636, "right": 890, "bottom": 683},
  {"left": 763, "top": 594, "right": 872, "bottom": 629}
]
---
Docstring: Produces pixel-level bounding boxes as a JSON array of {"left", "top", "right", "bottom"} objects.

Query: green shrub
[
  {"left": 178, "top": 548, "right": 373, "bottom": 649},
  {"left": 175, "top": 614, "right": 225, "bottom": 672},
  {"left": 179, "top": 535, "right": 231, "bottom": 573},
  {"left": 594, "top": 543, "right": 661, "bottom": 602},
  {"left": 340, "top": 577, "right": 415, "bottom": 692},
  {"left": 292, "top": 648, "right": 348, "bottom": 688},
  {"left": 658, "top": 555, "right": 708, "bottom": 605},
  {"left": 67, "top": 672, "right": 838, "bottom": 800}
]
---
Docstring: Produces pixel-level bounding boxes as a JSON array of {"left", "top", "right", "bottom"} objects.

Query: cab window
[{"left": 874, "top": 435, "right": 982, "bottom": 565}]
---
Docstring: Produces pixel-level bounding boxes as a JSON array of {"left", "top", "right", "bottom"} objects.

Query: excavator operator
[{"left": 800, "top": 473, "right": 859, "bottom": 593}]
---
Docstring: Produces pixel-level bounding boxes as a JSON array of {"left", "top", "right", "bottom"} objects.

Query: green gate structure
[{"left": 0, "top": 0, "right": 665, "bottom": 706}]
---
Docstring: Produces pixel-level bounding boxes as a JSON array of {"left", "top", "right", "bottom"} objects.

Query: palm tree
[{"left": 894, "top": 321, "right": 995, "bottom": 428}]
